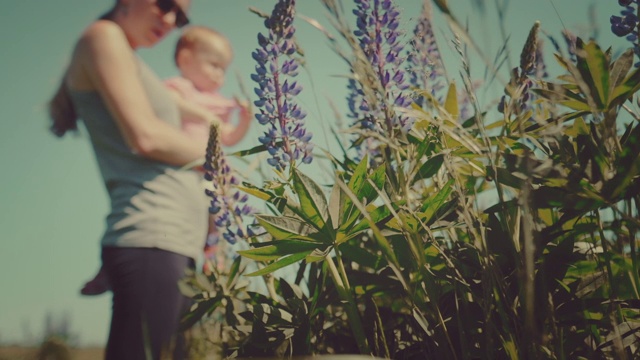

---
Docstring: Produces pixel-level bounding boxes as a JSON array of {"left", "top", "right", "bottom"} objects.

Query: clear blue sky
[{"left": 0, "top": 0, "right": 624, "bottom": 347}]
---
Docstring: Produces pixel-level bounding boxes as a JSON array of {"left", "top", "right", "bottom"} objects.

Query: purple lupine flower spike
[
  {"left": 251, "top": 0, "right": 313, "bottom": 171},
  {"left": 204, "top": 125, "right": 256, "bottom": 245},
  {"left": 611, "top": 0, "right": 640, "bottom": 66},
  {"left": 407, "top": 0, "right": 445, "bottom": 102},
  {"left": 347, "top": 0, "right": 413, "bottom": 161}
]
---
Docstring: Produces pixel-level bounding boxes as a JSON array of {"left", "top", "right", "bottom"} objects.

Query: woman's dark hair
[{"left": 48, "top": 5, "right": 118, "bottom": 137}]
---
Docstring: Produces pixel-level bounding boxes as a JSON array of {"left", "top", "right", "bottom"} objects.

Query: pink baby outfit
[{"left": 164, "top": 77, "right": 240, "bottom": 144}]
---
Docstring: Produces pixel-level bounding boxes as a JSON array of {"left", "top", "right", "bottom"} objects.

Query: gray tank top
[{"left": 68, "top": 56, "right": 208, "bottom": 261}]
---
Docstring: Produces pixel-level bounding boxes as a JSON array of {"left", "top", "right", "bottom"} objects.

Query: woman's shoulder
[
  {"left": 76, "top": 20, "right": 130, "bottom": 53},
  {"left": 67, "top": 20, "right": 135, "bottom": 90}
]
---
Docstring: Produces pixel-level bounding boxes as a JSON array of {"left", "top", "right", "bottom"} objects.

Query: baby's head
[{"left": 174, "top": 26, "right": 233, "bottom": 92}]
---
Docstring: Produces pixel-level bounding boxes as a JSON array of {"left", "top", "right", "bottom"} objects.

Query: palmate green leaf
[
  {"left": 238, "top": 239, "right": 325, "bottom": 261},
  {"left": 413, "top": 154, "right": 444, "bottom": 183},
  {"left": 335, "top": 178, "right": 406, "bottom": 289},
  {"left": 245, "top": 251, "right": 311, "bottom": 277},
  {"left": 293, "top": 169, "right": 330, "bottom": 230},
  {"left": 256, "top": 215, "right": 317, "bottom": 241}
]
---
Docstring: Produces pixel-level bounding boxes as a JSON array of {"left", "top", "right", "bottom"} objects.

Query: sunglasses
[{"left": 156, "top": 0, "right": 190, "bottom": 28}]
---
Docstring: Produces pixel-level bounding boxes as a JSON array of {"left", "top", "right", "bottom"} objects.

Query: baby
[
  {"left": 166, "top": 25, "right": 251, "bottom": 147},
  {"left": 81, "top": 26, "right": 251, "bottom": 295}
]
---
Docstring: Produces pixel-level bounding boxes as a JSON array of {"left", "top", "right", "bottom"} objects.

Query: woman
[{"left": 48, "top": 0, "right": 210, "bottom": 358}]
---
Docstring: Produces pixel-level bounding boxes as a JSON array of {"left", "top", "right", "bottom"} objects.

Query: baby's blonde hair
[{"left": 174, "top": 26, "right": 233, "bottom": 66}]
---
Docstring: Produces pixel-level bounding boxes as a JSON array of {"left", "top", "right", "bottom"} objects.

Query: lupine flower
[
  {"left": 611, "top": 0, "right": 640, "bottom": 66},
  {"left": 251, "top": 0, "right": 313, "bottom": 171},
  {"left": 204, "top": 125, "right": 255, "bottom": 245},
  {"left": 499, "top": 22, "right": 541, "bottom": 116},
  {"left": 347, "top": 0, "right": 414, "bottom": 161},
  {"left": 406, "top": 0, "right": 445, "bottom": 103}
]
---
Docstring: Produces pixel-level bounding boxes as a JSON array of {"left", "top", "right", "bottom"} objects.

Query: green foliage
[{"left": 180, "top": 1, "right": 640, "bottom": 359}]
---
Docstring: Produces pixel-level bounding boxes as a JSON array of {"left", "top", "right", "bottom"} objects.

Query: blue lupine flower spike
[
  {"left": 251, "top": 0, "right": 313, "bottom": 171},
  {"left": 611, "top": 0, "right": 640, "bottom": 66},
  {"left": 347, "top": 0, "right": 414, "bottom": 162}
]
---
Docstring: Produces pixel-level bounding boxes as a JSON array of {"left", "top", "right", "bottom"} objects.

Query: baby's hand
[
  {"left": 233, "top": 96, "right": 251, "bottom": 111},
  {"left": 238, "top": 104, "right": 252, "bottom": 124}
]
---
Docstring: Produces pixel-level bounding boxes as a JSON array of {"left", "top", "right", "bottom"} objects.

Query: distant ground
[{"left": 0, "top": 346, "right": 104, "bottom": 360}]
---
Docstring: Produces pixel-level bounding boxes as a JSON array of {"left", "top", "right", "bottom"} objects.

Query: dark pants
[{"left": 102, "top": 247, "right": 193, "bottom": 360}]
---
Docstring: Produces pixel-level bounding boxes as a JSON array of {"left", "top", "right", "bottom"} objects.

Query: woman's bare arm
[{"left": 75, "top": 21, "right": 207, "bottom": 165}]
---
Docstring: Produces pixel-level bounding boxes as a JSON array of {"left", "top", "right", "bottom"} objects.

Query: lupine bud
[{"left": 203, "top": 125, "right": 256, "bottom": 245}]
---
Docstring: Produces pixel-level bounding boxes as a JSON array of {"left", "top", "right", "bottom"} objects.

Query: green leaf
[
  {"left": 350, "top": 203, "right": 393, "bottom": 234},
  {"left": 610, "top": 63, "right": 640, "bottom": 108},
  {"left": 339, "top": 243, "right": 384, "bottom": 270},
  {"left": 238, "top": 240, "right": 324, "bottom": 261},
  {"left": 226, "top": 256, "right": 243, "bottom": 289},
  {"left": 414, "top": 154, "right": 444, "bottom": 183},
  {"left": 305, "top": 247, "right": 332, "bottom": 263},
  {"left": 328, "top": 183, "right": 342, "bottom": 230},
  {"left": 256, "top": 215, "right": 317, "bottom": 241},
  {"left": 444, "top": 82, "right": 459, "bottom": 119},
  {"left": 245, "top": 251, "right": 311, "bottom": 276},
  {"left": 608, "top": 49, "right": 633, "bottom": 98},
  {"left": 293, "top": 168, "right": 329, "bottom": 229},
  {"left": 558, "top": 100, "right": 592, "bottom": 111},
  {"left": 421, "top": 179, "right": 454, "bottom": 214},
  {"left": 340, "top": 155, "right": 369, "bottom": 226},
  {"left": 229, "top": 140, "right": 284, "bottom": 157},
  {"left": 238, "top": 183, "right": 273, "bottom": 201},
  {"left": 581, "top": 40, "right": 610, "bottom": 107},
  {"left": 360, "top": 165, "right": 386, "bottom": 202}
]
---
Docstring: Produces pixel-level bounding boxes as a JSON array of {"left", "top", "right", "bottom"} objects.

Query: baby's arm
[
  {"left": 167, "top": 88, "right": 234, "bottom": 134},
  {"left": 220, "top": 100, "right": 252, "bottom": 147}
]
